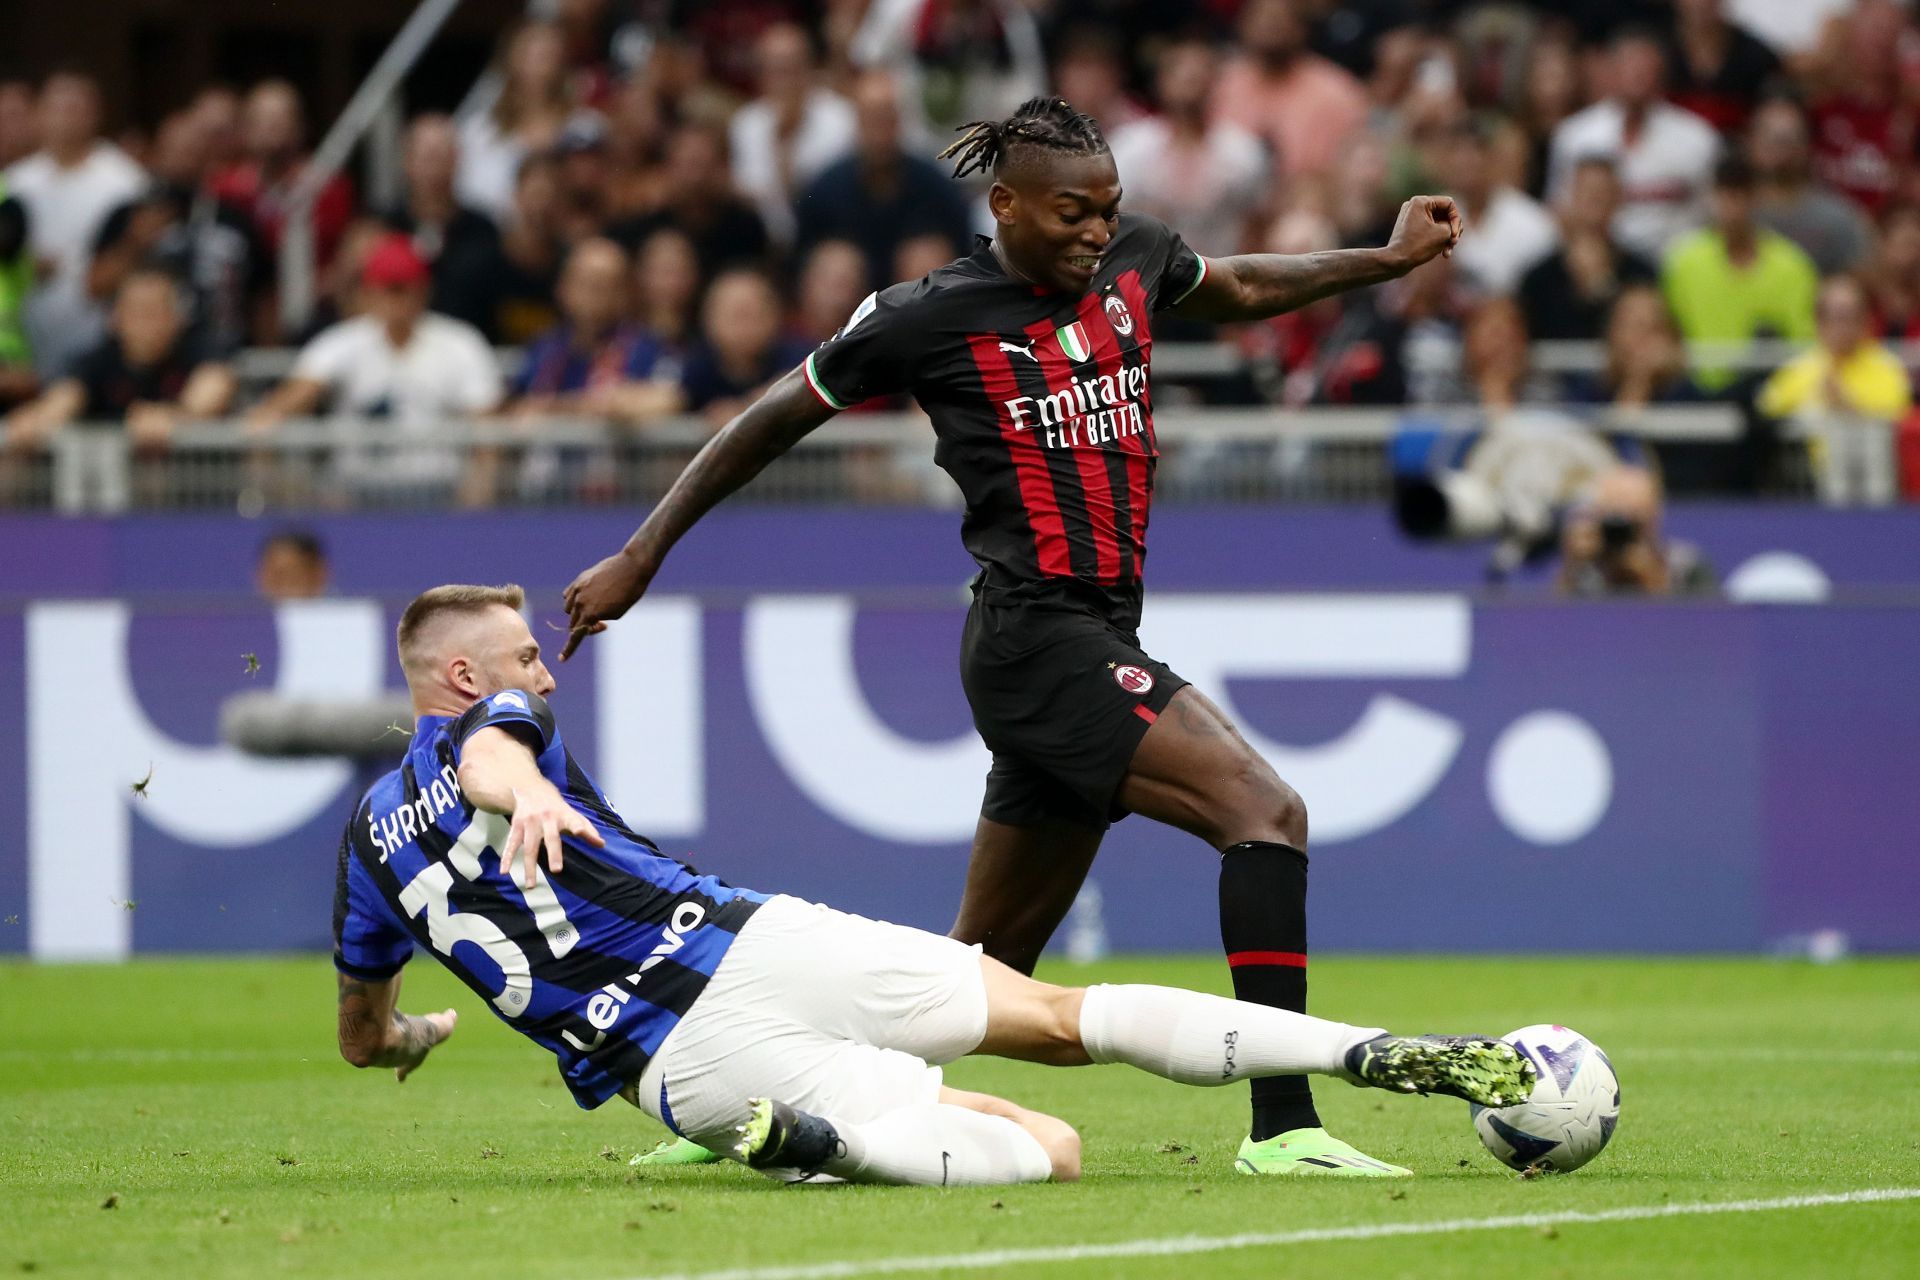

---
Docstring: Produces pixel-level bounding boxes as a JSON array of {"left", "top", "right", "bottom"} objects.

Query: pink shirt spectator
[{"left": 1210, "top": 53, "right": 1368, "bottom": 179}]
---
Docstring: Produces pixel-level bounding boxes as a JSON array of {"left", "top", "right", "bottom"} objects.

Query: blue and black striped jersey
[{"left": 332, "top": 690, "right": 766, "bottom": 1108}]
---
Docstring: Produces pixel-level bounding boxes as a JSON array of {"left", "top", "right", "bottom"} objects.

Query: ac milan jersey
[
  {"left": 803, "top": 213, "right": 1207, "bottom": 607},
  {"left": 332, "top": 689, "right": 766, "bottom": 1109}
]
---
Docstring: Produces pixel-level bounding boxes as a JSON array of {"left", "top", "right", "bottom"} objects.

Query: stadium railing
[
  {"left": 223, "top": 338, "right": 1879, "bottom": 392},
  {"left": 4, "top": 403, "right": 1753, "bottom": 514}
]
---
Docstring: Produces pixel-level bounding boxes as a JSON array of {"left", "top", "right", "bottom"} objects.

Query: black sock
[{"left": 1219, "top": 840, "right": 1321, "bottom": 1141}]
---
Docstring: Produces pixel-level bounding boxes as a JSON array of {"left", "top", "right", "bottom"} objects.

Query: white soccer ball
[{"left": 1471, "top": 1024, "right": 1620, "bottom": 1173}]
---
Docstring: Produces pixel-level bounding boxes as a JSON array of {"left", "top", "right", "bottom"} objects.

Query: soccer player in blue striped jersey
[{"left": 334, "top": 583, "right": 1533, "bottom": 1185}]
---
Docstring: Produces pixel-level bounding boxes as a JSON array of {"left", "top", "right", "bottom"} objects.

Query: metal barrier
[
  {"left": 2, "top": 403, "right": 1757, "bottom": 514},
  {"left": 221, "top": 339, "right": 1920, "bottom": 396}
]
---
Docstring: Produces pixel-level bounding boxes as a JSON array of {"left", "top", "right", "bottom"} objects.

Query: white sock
[
  {"left": 1077, "top": 983, "right": 1384, "bottom": 1086},
  {"left": 817, "top": 1104, "right": 1055, "bottom": 1186}
]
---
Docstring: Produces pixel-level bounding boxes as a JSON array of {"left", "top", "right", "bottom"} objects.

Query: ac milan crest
[
  {"left": 1113, "top": 664, "right": 1154, "bottom": 694},
  {"left": 1104, "top": 292, "right": 1134, "bottom": 336}
]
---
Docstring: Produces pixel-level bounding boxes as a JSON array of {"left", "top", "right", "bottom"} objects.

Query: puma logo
[{"left": 998, "top": 340, "right": 1037, "bottom": 362}]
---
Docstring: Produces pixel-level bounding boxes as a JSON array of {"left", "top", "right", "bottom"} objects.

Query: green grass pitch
[{"left": 4, "top": 954, "right": 1917, "bottom": 1279}]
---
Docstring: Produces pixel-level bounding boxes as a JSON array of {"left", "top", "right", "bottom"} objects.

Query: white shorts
[{"left": 630, "top": 895, "right": 990, "bottom": 1149}]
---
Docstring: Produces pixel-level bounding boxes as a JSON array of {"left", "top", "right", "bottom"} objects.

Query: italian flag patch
[{"left": 1055, "top": 321, "right": 1091, "bottom": 362}]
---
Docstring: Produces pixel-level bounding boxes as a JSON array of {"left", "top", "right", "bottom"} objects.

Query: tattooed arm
[
  {"left": 560, "top": 366, "right": 837, "bottom": 659},
  {"left": 1171, "top": 195, "right": 1463, "bottom": 324},
  {"left": 337, "top": 970, "right": 458, "bottom": 1082}
]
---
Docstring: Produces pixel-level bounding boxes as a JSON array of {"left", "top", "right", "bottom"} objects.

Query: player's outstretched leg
[
  {"left": 734, "top": 1090, "right": 1076, "bottom": 1186},
  {"left": 1070, "top": 985, "right": 1532, "bottom": 1109},
  {"left": 975, "top": 958, "right": 1534, "bottom": 1175},
  {"left": 1119, "top": 685, "right": 1401, "bottom": 1176}
]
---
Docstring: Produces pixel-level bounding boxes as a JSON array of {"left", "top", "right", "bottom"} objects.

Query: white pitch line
[
  {"left": 1625, "top": 1048, "right": 1920, "bottom": 1064},
  {"left": 641, "top": 1187, "right": 1920, "bottom": 1280}
]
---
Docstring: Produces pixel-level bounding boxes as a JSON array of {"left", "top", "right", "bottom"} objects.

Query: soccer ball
[{"left": 1471, "top": 1024, "right": 1620, "bottom": 1173}]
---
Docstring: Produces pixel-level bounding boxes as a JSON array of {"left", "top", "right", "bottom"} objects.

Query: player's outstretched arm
[
  {"left": 336, "top": 970, "right": 457, "bottom": 1082},
  {"left": 1170, "top": 195, "right": 1463, "bottom": 324},
  {"left": 457, "top": 726, "right": 606, "bottom": 888},
  {"left": 561, "top": 366, "right": 837, "bottom": 659}
]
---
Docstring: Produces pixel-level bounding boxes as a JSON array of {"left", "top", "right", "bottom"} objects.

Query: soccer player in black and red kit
[{"left": 563, "top": 97, "right": 1463, "bottom": 1176}]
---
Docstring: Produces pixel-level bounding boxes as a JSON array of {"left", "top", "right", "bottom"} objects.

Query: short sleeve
[
  {"left": 332, "top": 823, "right": 414, "bottom": 980},
  {"left": 449, "top": 689, "right": 558, "bottom": 761},
  {"left": 1125, "top": 214, "right": 1209, "bottom": 313},
  {"left": 802, "top": 285, "right": 924, "bottom": 410},
  {"left": 1756, "top": 357, "right": 1811, "bottom": 419},
  {"left": 510, "top": 332, "right": 554, "bottom": 398},
  {"left": 293, "top": 324, "right": 355, "bottom": 385},
  {"left": 453, "top": 326, "right": 506, "bottom": 411}
]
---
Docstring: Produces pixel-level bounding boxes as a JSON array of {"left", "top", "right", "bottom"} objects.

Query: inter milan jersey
[
  {"left": 332, "top": 690, "right": 766, "bottom": 1109},
  {"left": 802, "top": 213, "right": 1206, "bottom": 610}
]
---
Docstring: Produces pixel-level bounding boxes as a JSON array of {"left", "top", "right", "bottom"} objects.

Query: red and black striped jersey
[{"left": 803, "top": 213, "right": 1207, "bottom": 611}]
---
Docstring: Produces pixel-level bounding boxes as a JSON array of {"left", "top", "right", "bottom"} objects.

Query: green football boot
[
  {"left": 1345, "top": 1033, "right": 1537, "bottom": 1108},
  {"left": 629, "top": 1136, "right": 723, "bottom": 1166},
  {"left": 1233, "top": 1127, "right": 1413, "bottom": 1177}
]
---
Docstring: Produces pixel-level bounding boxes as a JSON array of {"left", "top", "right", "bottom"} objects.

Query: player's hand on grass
[
  {"left": 392, "top": 1008, "right": 457, "bottom": 1083},
  {"left": 1386, "top": 195, "right": 1463, "bottom": 270},
  {"left": 560, "top": 550, "right": 655, "bottom": 660},
  {"left": 501, "top": 782, "right": 606, "bottom": 889}
]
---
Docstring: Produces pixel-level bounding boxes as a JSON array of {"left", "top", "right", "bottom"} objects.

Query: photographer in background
[{"left": 1557, "top": 464, "right": 1718, "bottom": 597}]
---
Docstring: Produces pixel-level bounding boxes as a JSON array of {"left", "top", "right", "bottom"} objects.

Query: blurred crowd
[{"left": 4, "top": 0, "right": 1920, "bottom": 514}]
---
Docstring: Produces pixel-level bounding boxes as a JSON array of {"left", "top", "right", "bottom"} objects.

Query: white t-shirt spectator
[
  {"left": 5, "top": 142, "right": 147, "bottom": 374},
  {"left": 1453, "top": 187, "right": 1560, "bottom": 296},
  {"left": 1547, "top": 102, "right": 1721, "bottom": 262},
  {"left": 731, "top": 89, "right": 856, "bottom": 247},
  {"left": 1727, "top": 0, "right": 1853, "bottom": 55},
  {"left": 1108, "top": 118, "right": 1268, "bottom": 258},
  {"left": 293, "top": 311, "right": 503, "bottom": 487}
]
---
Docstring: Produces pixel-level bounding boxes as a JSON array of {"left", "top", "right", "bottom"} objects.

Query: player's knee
[
  {"left": 1028, "top": 1113, "right": 1082, "bottom": 1182},
  {"left": 1007, "top": 981, "right": 1090, "bottom": 1065},
  {"left": 1035, "top": 985, "right": 1090, "bottom": 1065},
  {"left": 1267, "top": 776, "right": 1308, "bottom": 849},
  {"left": 1215, "top": 757, "right": 1308, "bottom": 849}
]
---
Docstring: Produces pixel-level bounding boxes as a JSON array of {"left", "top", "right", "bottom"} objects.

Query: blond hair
[{"left": 396, "top": 584, "right": 525, "bottom": 671}]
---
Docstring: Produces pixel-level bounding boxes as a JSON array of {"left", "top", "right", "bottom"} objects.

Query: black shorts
[{"left": 960, "top": 580, "right": 1188, "bottom": 828}]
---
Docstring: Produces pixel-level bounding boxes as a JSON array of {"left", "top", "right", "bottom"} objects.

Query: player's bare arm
[
  {"left": 457, "top": 724, "right": 605, "bottom": 888},
  {"left": 1171, "top": 195, "right": 1464, "bottom": 324},
  {"left": 335, "top": 970, "right": 457, "bottom": 1081},
  {"left": 560, "top": 367, "right": 837, "bottom": 658}
]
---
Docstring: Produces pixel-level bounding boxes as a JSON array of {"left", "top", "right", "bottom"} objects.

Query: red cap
[{"left": 361, "top": 234, "right": 430, "bottom": 289}]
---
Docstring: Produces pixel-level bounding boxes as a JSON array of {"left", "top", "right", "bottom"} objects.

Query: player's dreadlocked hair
[{"left": 938, "top": 96, "right": 1109, "bottom": 179}]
